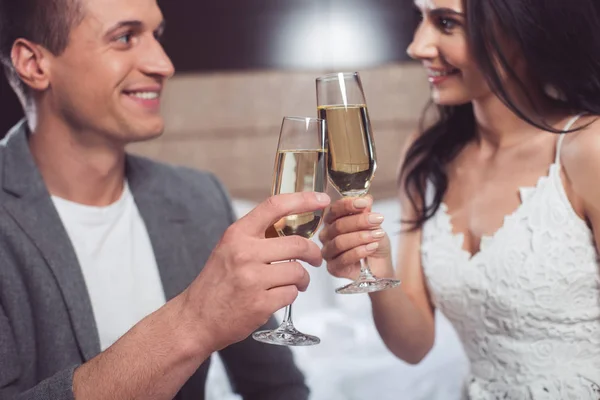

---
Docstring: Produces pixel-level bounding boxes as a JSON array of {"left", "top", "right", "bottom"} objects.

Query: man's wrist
[
  {"left": 163, "top": 292, "right": 215, "bottom": 363},
  {"left": 72, "top": 296, "right": 213, "bottom": 400}
]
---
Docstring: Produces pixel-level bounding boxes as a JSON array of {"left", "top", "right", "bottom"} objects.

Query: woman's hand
[{"left": 319, "top": 195, "right": 394, "bottom": 280}]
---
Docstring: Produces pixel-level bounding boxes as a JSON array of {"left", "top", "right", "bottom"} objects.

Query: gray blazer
[{"left": 0, "top": 121, "right": 308, "bottom": 400}]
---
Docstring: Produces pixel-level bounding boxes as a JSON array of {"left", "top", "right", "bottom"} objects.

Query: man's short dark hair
[{"left": 0, "top": 0, "right": 84, "bottom": 99}]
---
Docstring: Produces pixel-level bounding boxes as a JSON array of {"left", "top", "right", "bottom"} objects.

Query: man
[{"left": 0, "top": 0, "right": 329, "bottom": 399}]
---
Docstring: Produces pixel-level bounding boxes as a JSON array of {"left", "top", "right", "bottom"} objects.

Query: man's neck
[{"left": 28, "top": 117, "right": 127, "bottom": 207}]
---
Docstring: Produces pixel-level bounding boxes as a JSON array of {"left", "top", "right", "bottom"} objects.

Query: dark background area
[
  {"left": 0, "top": 74, "right": 20, "bottom": 136},
  {"left": 0, "top": 0, "right": 418, "bottom": 135}
]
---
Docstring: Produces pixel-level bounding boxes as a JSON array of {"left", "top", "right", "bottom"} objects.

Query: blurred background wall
[{"left": 0, "top": 0, "right": 430, "bottom": 202}]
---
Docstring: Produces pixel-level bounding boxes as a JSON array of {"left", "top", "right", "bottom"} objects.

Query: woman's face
[{"left": 407, "top": 0, "right": 492, "bottom": 106}]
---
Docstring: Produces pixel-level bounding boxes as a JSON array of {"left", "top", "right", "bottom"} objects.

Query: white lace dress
[{"left": 421, "top": 118, "right": 600, "bottom": 399}]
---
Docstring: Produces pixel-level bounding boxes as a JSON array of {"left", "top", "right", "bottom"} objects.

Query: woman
[{"left": 319, "top": 0, "right": 600, "bottom": 398}]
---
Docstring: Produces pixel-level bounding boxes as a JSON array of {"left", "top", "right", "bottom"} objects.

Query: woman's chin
[{"left": 431, "top": 90, "right": 472, "bottom": 106}]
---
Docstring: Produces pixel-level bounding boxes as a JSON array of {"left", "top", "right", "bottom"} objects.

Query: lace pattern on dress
[{"left": 421, "top": 157, "right": 600, "bottom": 400}]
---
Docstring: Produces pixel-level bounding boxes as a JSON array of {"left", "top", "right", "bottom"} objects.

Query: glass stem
[
  {"left": 280, "top": 258, "right": 295, "bottom": 327},
  {"left": 358, "top": 257, "right": 377, "bottom": 281},
  {"left": 282, "top": 304, "right": 293, "bottom": 325}
]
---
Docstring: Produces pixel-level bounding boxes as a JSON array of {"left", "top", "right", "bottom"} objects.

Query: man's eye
[{"left": 116, "top": 33, "right": 133, "bottom": 45}]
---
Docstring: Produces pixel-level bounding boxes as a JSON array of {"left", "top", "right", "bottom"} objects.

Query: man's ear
[{"left": 11, "top": 39, "right": 51, "bottom": 91}]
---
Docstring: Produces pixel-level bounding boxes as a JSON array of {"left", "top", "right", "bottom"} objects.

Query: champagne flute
[
  {"left": 252, "top": 116, "right": 327, "bottom": 346},
  {"left": 316, "top": 72, "right": 401, "bottom": 294}
]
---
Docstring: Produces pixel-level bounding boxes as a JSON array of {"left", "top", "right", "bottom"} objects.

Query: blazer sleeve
[
  {"left": 218, "top": 317, "right": 309, "bottom": 400},
  {"left": 0, "top": 301, "right": 77, "bottom": 400}
]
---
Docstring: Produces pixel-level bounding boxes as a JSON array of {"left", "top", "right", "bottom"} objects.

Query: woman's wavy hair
[{"left": 401, "top": 0, "right": 600, "bottom": 229}]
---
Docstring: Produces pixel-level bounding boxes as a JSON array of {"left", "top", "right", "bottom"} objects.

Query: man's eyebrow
[{"left": 104, "top": 20, "right": 144, "bottom": 37}]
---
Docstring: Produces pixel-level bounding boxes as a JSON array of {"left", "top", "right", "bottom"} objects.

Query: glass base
[
  {"left": 335, "top": 277, "right": 401, "bottom": 294},
  {"left": 252, "top": 323, "right": 320, "bottom": 346}
]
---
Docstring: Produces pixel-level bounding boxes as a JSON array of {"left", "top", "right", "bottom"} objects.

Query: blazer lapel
[
  {"left": 0, "top": 123, "right": 206, "bottom": 361},
  {"left": 126, "top": 157, "right": 199, "bottom": 301},
  {"left": 1, "top": 122, "right": 101, "bottom": 361}
]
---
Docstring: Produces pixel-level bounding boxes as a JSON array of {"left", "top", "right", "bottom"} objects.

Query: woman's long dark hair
[{"left": 401, "top": 0, "right": 600, "bottom": 229}]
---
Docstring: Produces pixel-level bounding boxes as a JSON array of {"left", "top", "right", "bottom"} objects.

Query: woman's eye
[{"left": 438, "top": 17, "right": 458, "bottom": 32}]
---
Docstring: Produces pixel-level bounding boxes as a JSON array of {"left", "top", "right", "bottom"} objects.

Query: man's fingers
[
  {"left": 265, "top": 286, "right": 300, "bottom": 313},
  {"left": 261, "top": 236, "right": 323, "bottom": 267},
  {"left": 262, "top": 261, "right": 311, "bottom": 292},
  {"left": 237, "top": 192, "right": 330, "bottom": 236}
]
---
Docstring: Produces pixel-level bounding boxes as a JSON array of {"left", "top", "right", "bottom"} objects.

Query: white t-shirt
[{"left": 52, "top": 182, "right": 166, "bottom": 351}]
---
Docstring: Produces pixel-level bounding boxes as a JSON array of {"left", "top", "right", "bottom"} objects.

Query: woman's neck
[{"left": 471, "top": 92, "right": 568, "bottom": 150}]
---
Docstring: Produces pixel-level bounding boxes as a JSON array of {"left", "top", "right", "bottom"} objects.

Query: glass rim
[
  {"left": 315, "top": 72, "right": 360, "bottom": 82},
  {"left": 282, "top": 116, "right": 324, "bottom": 123}
]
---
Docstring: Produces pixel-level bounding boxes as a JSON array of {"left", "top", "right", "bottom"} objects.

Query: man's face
[{"left": 48, "top": 0, "right": 175, "bottom": 144}]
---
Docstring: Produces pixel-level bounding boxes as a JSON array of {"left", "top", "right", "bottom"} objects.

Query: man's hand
[{"left": 182, "top": 192, "right": 330, "bottom": 351}]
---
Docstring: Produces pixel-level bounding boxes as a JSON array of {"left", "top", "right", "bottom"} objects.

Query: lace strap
[{"left": 555, "top": 114, "right": 584, "bottom": 165}]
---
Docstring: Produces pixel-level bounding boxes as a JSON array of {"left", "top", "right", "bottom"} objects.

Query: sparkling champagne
[
  {"left": 318, "top": 105, "right": 376, "bottom": 197},
  {"left": 272, "top": 150, "right": 327, "bottom": 238}
]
